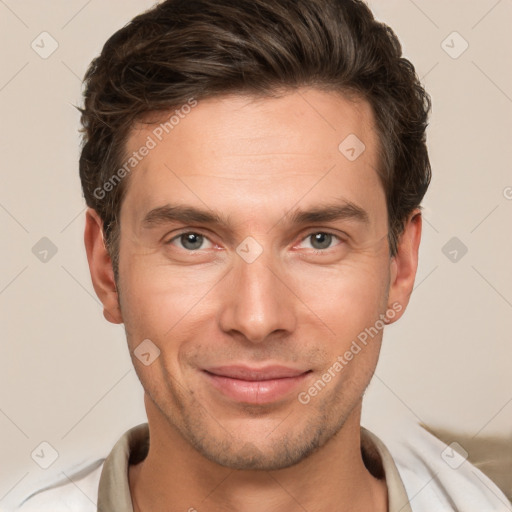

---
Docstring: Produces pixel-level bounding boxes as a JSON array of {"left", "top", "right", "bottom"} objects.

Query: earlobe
[
  {"left": 84, "top": 208, "right": 123, "bottom": 324},
  {"left": 386, "top": 209, "right": 422, "bottom": 324}
]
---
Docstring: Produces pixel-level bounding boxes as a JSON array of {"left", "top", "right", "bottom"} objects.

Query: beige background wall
[{"left": 1, "top": 0, "right": 511, "bottom": 507}]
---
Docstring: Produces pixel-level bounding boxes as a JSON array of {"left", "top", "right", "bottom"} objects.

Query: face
[{"left": 89, "top": 88, "right": 416, "bottom": 471}]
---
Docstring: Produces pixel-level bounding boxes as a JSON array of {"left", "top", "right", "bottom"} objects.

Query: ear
[
  {"left": 386, "top": 208, "right": 422, "bottom": 324},
  {"left": 84, "top": 208, "right": 123, "bottom": 324}
]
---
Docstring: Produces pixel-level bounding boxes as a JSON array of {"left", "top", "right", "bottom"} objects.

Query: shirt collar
[{"left": 97, "top": 423, "right": 412, "bottom": 512}]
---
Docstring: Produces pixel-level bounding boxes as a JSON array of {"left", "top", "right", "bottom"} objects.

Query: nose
[{"left": 217, "top": 249, "right": 297, "bottom": 344}]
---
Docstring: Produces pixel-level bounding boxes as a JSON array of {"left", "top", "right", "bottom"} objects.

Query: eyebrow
[
  {"left": 141, "top": 200, "right": 370, "bottom": 230},
  {"left": 286, "top": 201, "right": 369, "bottom": 226}
]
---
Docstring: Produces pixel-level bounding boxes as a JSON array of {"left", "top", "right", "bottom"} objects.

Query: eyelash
[{"left": 165, "top": 230, "right": 344, "bottom": 252}]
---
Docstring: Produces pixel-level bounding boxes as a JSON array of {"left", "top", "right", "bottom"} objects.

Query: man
[{"left": 16, "top": 0, "right": 511, "bottom": 510}]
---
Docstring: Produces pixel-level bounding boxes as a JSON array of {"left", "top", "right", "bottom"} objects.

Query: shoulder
[
  {"left": 12, "top": 460, "right": 104, "bottom": 512},
  {"left": 12, "top": 423, "right": 148, "bottom": 511},
  {"left": 382, "top": 420, "right": 511, "bottom": 512}
]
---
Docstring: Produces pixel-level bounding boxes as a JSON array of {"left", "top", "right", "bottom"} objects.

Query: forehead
[
  {"left": 121, "top": 88, "right": 383, "bottom": 225},
  {"left": 128, "top": 89, "right": 378, "bottom": 161}
]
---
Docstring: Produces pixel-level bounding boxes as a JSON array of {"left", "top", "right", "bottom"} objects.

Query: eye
[
  {"left": 167, "top": 232, "right": 214, "bottom": 251},
  {"left": 298, "top": 232, "right": 342, "bottom": 251}
]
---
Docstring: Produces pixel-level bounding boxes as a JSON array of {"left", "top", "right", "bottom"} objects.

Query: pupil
[
  {"left": 182, "top": 233, "right": 203, "bottom": 250},
  {"left": 312, "top": 233, "right": 331, "bottom": 250}
]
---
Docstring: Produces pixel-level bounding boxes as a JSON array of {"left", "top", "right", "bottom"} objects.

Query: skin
[{"left": 85, "top": 88, "right": 422, "bottom": 512}]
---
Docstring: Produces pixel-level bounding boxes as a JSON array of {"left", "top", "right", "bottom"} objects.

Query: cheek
[
  {"left": 118, "top": 253, "right": 221, "bottom": 344},
  {"left": 293, "top": 259, "right": 388, "bottom": 333}
]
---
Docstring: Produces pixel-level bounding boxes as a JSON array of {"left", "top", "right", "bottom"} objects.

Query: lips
[
  {"left": 203, "top": 365, "right": 309, "bottom": 381},
  {"left": 202, "top": 365, "right": 312, "bottom": 404}
]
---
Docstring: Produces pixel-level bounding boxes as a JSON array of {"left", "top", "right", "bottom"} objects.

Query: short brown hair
[{"left": 78, "top": 0, "right": 431, "bottom": 278}]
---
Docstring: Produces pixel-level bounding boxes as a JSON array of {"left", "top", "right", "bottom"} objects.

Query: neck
[{"left": 129, "top": 398, "right": 387, "bottom": 512}]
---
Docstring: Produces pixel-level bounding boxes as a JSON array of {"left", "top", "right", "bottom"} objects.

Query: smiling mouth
[{"left": 202, "top": 365, "right": 312, "bottom": 404}]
